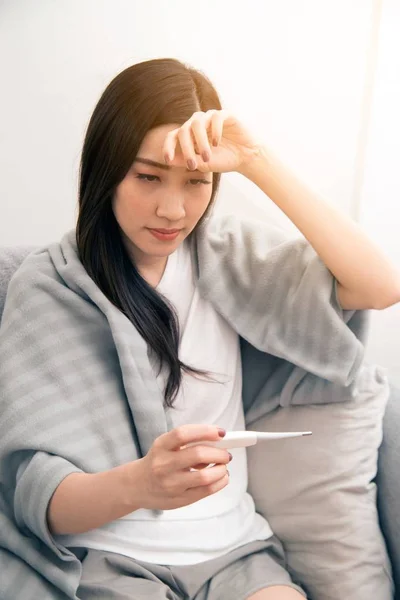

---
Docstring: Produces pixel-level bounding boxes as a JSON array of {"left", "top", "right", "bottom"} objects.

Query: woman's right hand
[{"left": 134, "top": 424, "right": 232, "bottom": 510}]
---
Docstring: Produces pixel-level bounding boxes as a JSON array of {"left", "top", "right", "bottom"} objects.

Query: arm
[
  {"left": 47, "top": 461, "right": 144, "bottom": 535},
  {"left": 48, "top": 425, "right": 230, "bottom": 535},
  {"left": 238, "top": 147, "right": 400, "bottom": 311},
  {"left": 161, "top": 110, "right": 400, "bottom": 310}
]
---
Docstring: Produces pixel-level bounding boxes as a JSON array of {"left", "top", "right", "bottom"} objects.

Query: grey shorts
[{"left": 75, "top": 536, "right": 306, "bottom": 600}]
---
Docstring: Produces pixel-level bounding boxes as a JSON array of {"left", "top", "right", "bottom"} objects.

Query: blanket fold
[{"left": 0, "top": 213, "right": 369, "bottom": 599}]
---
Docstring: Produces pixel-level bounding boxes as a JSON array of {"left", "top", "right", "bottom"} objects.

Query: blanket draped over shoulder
[{"left": 0, "top": 214, "right": 369, "bottom": 599}]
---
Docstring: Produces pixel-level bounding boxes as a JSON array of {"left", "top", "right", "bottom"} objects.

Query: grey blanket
[{"left": 0, "top": 213, "right": 369, "bottom": 599}]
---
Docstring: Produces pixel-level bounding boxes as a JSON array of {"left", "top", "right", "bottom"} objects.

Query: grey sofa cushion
[
  {"left": 0, "top": 246, "right": 34, "bottom": 321},
  {"left": 377, "top": 385, "right": 400, "bottom": 599},
  {"left": 247, "top": 363, "right": 393, "bottom": 599}
]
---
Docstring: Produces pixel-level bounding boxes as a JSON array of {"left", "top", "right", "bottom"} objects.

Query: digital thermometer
[{"left": 187, "top": 430, "right": 312, "bottom": 450}]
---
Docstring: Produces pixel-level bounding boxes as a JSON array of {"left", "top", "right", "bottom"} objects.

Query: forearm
[
  {"left": 47, "top": 459, "right": 145, "bottom": 535},
  {"left": 239, "top": 147, "right": 400, "bottom": 308}
]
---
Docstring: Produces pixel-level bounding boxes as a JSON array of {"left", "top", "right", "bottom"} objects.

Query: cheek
[
  {"left": 112, "top": 190, "right": 129, "bottom": 229},
  {"left": 188, "top": 188, "right": 213, "bottom": 217},
  {"left": 192, "top": 190, "right": 212, "bottom": 220},
  {"left": 113, "top": 180, "right": 150, "bottom": 226}
]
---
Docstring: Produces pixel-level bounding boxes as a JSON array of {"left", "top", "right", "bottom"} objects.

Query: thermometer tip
[{"left": 303, "top": 431, "right": 312, "bottom": 436}]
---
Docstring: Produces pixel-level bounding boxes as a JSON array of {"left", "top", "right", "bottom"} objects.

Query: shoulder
[
  {"left": 1, "top": 232, "right": 75, "bottom": 321},
  {"left": 205, "top": 212, "right": 294, "bottom": 241},
  {"left": 195, "top": 213, "right": 299, "bottom": 262},
  {"left": 6, "top": 246, "right": 59, "bottom": 300}
]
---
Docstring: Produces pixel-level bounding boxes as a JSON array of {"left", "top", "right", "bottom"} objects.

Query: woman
[{"left": 1, "top": 58, "right": 399, "bottom": 600}]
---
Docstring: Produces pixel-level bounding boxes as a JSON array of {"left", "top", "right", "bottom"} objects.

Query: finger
[
  {"left": 191, "top": 463, "right": 214, "bottom": 470},
  {"left": 184, "top": 463, "right": 230, "bottom": 491},
  {"left": 183, "top": 474, "right": 230, "bottom": 505},
  {"left": 177, "top": 445, "right": 231, "bottom": 471},
  {"left": 178, "top": 124, "right": 198, "bottom": 170},
  {"left": 209, "top": 110, "right": 225, "bottom": 147},
  {"left": 167, "top": 468, "right": 230, "bottom": 508},
  {"left": 165, "top": 470, "right": 229, "bottom": 509},
  {"left": 157, "top": 424, "right": 225, "bottom": 452},
  {"left": 163, "top": 128, "right": 179, "bottom": 164},
  {"left": 191, "top": 116, "right": 212, "bottom": 163}
]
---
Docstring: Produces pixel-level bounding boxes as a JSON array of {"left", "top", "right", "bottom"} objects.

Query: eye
[
  {"left": 136, "top": 173, "right": 211, "bottom": 186},
  {"left": 136, "top": 174, "right": 160, "bottom": 182},
  {"left": 188, "top": 179, "right": 212, "bottom": 186}
]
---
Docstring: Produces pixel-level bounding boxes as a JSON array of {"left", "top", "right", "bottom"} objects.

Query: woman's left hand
[{"left": 162, "top": 110, "right": 261, "bottom": 175}]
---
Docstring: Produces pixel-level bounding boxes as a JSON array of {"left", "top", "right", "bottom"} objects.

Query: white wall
[
  {"left": 0, "top": 0, "right": 398, "bottom": 383},
  {"left": 358, "top": 0, "right": 400, "bottom": 387}
]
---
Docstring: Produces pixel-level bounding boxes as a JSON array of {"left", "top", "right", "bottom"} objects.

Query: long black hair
[{"left": 76, "top": 58, "right": 222, "bottom": 407}]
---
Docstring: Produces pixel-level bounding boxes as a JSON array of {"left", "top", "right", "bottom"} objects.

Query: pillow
[{"left": 247, "top": 362, "right": 394, "bottom": 600}]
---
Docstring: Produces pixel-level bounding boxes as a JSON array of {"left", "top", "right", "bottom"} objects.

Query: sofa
[{"left": 0, "top": 245, "right": 399, "bottom": 598}]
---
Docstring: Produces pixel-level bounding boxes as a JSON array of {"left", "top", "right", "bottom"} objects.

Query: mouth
[
  {"left": 148, "top": 228, "right": 182, "bottom": 241},
  {"left": 150, "top": 228, "right": 181, "bottom": 234}
]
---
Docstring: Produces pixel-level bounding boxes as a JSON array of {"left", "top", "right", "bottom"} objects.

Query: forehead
[{"left": 138, "top": 124, "right": 179, "bottom": 156}]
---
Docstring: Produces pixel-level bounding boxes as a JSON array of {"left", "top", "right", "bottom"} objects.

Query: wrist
[
  {"left": 236, "top": 144, "right": 271, "bottom": 181},
  {"left": 116, "top": 457, "right": 147, "bottom": 513}
]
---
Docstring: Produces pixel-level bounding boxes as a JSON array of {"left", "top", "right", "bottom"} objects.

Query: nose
[{"left": 156, "top": 192, "right": 186, "bottom": 222}]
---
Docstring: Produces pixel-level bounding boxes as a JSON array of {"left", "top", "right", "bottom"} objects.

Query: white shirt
[{"left": 59, "top": 238, "right": 273, "bottom": 564}]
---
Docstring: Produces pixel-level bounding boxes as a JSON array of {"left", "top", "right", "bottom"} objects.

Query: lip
[{"left": 148, "top": 228, "right": 181, "bottom": 241}]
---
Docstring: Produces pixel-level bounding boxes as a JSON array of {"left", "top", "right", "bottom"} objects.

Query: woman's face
[{"left": 113, "top": 124, "right": 214, "bottom": 272}]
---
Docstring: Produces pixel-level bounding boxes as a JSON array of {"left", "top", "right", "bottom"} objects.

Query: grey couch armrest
[
  {"left": 0, "top": 246, "right": 35, "bottom": 320},
  {"left": 377, "top": 385, "right": 400, "bottom": 598}
]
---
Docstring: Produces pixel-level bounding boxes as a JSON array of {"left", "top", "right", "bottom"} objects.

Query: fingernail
[
  {"left": 212, "top": 138, "right": 218, "bottom": 147},
  {"left": 164, "top": 154, "right": 170, "bottom": 165},
  {"left": 202, "top": 150, "right": 210, "bottom": 162},
  {"left": 218, "top": 428, "right": 226, "bottom": 438},
  {"left": 187, "top": 159, "right": 196, "bottom": 170},
  {"left": 228, "top": 452, "right": 233, "bottom": 462},
  {"left": 226, "top": 469, "right": 230, "bottom": 477}
]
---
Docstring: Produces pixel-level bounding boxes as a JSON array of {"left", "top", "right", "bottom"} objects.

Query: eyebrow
[{"left": 134, "top": 157, "right": 203, "bottom": 173}]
